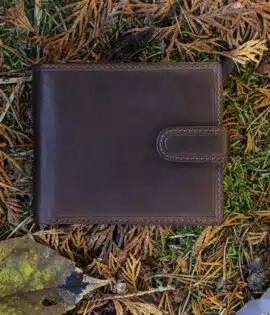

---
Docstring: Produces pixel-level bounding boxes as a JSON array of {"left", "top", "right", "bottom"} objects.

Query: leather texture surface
[{"left": 33, "top": 63, "right": 226, "bottom": 225}]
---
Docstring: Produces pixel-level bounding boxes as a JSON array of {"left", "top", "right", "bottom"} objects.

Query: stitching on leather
[
  {"left": 157, "top": 127, "right": 227, "bottom": 161},
  {"left": 48, "top": 216, "right": 220, "bottom": 225},
  {"left": 211, "top": 70, "right": 215, "bottom": 127},
  {"left": 215, "top": 66, "right": 222, "bottom": 126},
  {"left": 35, "top": 63, "right": 220, "bottom": 71}
]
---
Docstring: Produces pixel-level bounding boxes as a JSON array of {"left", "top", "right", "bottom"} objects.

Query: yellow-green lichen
[{"left": 0, "top": 304, "right": 23, "bottom": 315}]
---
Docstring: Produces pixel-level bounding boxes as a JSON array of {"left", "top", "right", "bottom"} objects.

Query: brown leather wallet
[{"left": 33, "top": 63, "right": 228, "bottom": 225}]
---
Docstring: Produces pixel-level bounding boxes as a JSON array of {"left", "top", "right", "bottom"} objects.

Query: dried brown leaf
[{"left": 0, "top": 235, "right": 111, "bottom": 314}]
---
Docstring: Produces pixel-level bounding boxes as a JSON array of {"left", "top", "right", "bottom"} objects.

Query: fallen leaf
[{"left": 0, "top": 235, "right": 111, "bottom": 314}]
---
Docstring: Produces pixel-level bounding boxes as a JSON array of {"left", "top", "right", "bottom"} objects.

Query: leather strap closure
[{"left": 156, "top": 127, "right": 228, "bottom": 163}]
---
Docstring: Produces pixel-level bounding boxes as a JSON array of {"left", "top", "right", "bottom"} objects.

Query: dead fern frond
[
  {"left": 109, "top": 252, "right": 123, "bottom": 272},
  {"left": 115, "top": 299, "right": 163, "bottom": 315},
  {"left": 132, "top": 0, "right": 269, "bottom": 60},
  {"left": 88, "top": 224, "right": 115, "bottom": 249},
  {"left": 95, "top": 258, "right": 116, "bottom": 279},
  {"left": 124, "top": 225, "right": 172, "bottom": 259},
  {"left": 192, "top": 214, "right": 250, "bottom": 256},
  {"left": 175, "top": 37, "right": 223, "bottom": 61},
  {"left": 1, "top": 2, "right": 33, "bottom": 31},
  {"left": 200, "top": 290, "right": 227, "bottom": 310},
  {"left": 0, "top": 161, "right": 13, "bottom": 194},
  {"left": 192, "top": 226, "right": 223, "bottom": 256},
  {"left": 57, "top": 225, "right": 96, "bottom": 261},
  {"left": 0, "top": 204, "right": 6, "bottom": 227},
  {"left": 192, "top": 299, "right": 201, "bottom": 315},
  {"left": 181, "top": 0, "right": 269, "bottom": 46},
  {"left": 113, "top": 300, "right": 124, "bottom": 315},
  {"left": 254, "top": 85, "right": 270, "bottom": 109},
  {"left": 247, "top": 231, "right": 269, "bottom": 246},
  {"left": 230, "top": 39, "right": 268, "bottom": 65},
  {"left": 158, "top": 292, "right": 174, "bottom": 315},
  {"left": 121, "top": 255, "right": 141, "bottom": 292},
  {"left": 93, "top": 251, "right": 124, "bottom": 279},
  {"left": 77, "top": 301, "right": 106, "bottom": 314},
  {"left": 0, "top": 123, "right": 31, "bottom": 145},
  {"left": 84, "top": 224, "right": 121, "bottom": 262},
  {"left": 6, "top": 197, "right": 22, "bottom": 225},
  {"left": 181, "top": 1, "right": 237, "bottom": 35},
  {"left": 34, "top": 229, "right": 69, "bottom": 249},
  {"left": 130, "top": 0, "right": 176, "bottom": 18},
  {"left": 39, "top": 0, "right": 125, "bottom": 62},
  {"left": 0, "top": 150, "right": 22, "bottom": 172},
  {"left": 0, "top": 119, "right": 32, "bottom": 224}
]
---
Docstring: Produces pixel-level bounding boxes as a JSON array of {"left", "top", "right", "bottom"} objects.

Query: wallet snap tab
[{"left": 156, "top": 127, "right": 228, "bottom": 163}]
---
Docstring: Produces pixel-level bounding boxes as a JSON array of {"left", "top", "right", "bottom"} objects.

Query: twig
[
  {"left": 52, "top": 0, "right": 67, "bottom": 31},
  {"left": 164, "top": 28, "right": 178, "bottom": 61},
  {"left": 0, "top": 81, "right": 24, "bottom": 130},
  {"left": 223, "top": 237, "right": 229, "bottom": 286},
  {"left": 0, "top": 43, "right": 33, "bottom": 65},
  {"left": 0, "top": 88, "right": 16, "bottom": 123},
  {"left": 178, "top": 290, "right": 191, "bottom": 315},
  {"left": 178, "top": 260, "right": 198, "bottom": 315},
  {"left": 34, "top": 0, "right": 42, "bottom": 34},
  {"left": 169, "top": 234, "right": 197, "bottom": 239},
  {"left": 247, "top": 107, "right": 269, "bottom": 131},
  {"left": 6, "top": 215, "right": 33, "bottom": 239},
  {"left": 28, "top": 223, "right": 36, "bottom": 234},
  {"left": 91, "top": 286, "right": 175, "bottom": 303},
  {"left": 0, "top": 182, "right": 20, "bottom": 192},
  {"left": 235, "top": 226, "right": 251, "bottom": 298},
  {"left": 10, "top": 150, "right": 34, "bottom": 157},
  {"left": 0, "top": 76, "right": 32, "bottom": 85},
  {"left": 150, "top": 273, "right": 196, "bottom": 280}
]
